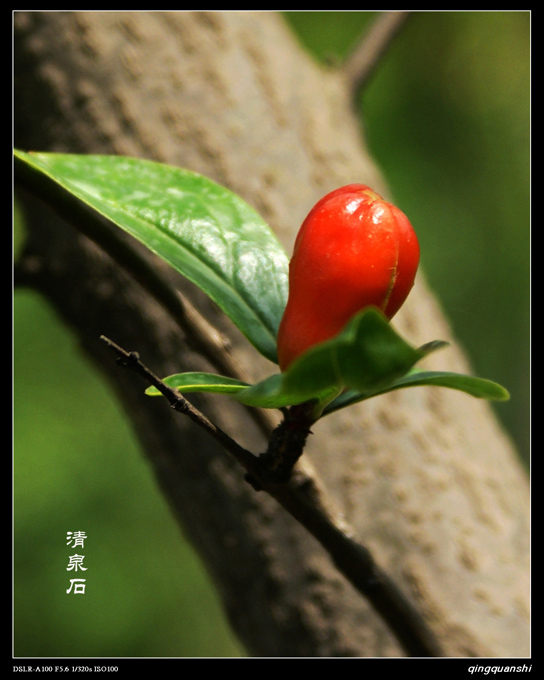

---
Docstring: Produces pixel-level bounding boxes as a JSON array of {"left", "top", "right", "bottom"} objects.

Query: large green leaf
[{"left": 14, "top": 150, "right": 288, "bottom": 363}]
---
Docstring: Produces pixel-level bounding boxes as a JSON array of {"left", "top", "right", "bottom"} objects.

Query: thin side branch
[
  {"left": 101, "top": 335, "right": 444, "bottom": 658},
  {"left": 100, "top": 335, "right": 260, "bottom": 474},
  {"left": 344, "top": 11, "right": 411, "bottom": 96}
]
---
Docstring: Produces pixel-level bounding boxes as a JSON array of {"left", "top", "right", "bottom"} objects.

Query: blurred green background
[{"left": 14, "top": 12, "right": 529, "bottom": 658}]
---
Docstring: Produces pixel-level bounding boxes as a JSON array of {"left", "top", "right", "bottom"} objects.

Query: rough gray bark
[{"left": 14, "top": 11, "right": 529, "bottom": 657}]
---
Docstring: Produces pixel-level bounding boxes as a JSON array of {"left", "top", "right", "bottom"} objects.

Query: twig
[
  {"left": 344, "top": 11, "right": 411, "bottom": 96},
  {"left": 100, "top": 335, "right": 260, "bottom": 474},
  {"left": 101, "top": 334, "right": 445, "bottom": 657}
]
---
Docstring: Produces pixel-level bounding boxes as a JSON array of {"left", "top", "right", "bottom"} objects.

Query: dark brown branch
[
  {"left": 344, "top": 11, "right": 411, "bottom": 96},
  {"left": 101, "top": 334, "right": 444, "bottom": 658},
  {"left": 100, "top": 335, "right": 260, "bottom": 474}
]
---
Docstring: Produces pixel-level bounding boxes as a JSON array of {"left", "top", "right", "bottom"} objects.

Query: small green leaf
[
  {"left": 235, "top": 308, "right": 440, "bottom": 414},
  {"left": 281, "top": 308, "right": 428, "bottom": 396},
  {"left": 145, "top": 372, "right": 250, "bottom": 397},
  {"left": 145, "top": 371, "right": 325, "bottom": 409},
  {"left": 323, "top": 368, "right": 510, "bottom": 416},
  {"left": 233, "top": 374, "right": 339, "bottom": 410},
  {"left": 14, "top": 150, "right": 288, "bottom": 363}
]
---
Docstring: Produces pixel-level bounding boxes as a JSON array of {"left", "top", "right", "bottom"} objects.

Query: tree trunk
[{"left": 14, "top": 11, "right": 529, "bottom": 657}]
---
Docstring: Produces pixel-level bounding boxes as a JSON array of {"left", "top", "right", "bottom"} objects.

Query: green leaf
[
  {"left": 147, "top": 365, "right": 510, "bottom": 415},
  {"left": 281, "top": 308, "right": 429, "bottom": 396},
  {"left": 145, "top": 311, "right": 508, "bottom": 416},
  {"left": 226, "top": 308, "right": 432, "bottom": 412},
  {"left": 146, "top": 372, "right": 317, "bottom": 410},
  {"left": 234, "top": 312, "right": 450, "bottom": 412},
  {"left": 147, "top": 309, "right": 444, "bottom": 412},
  {"left": 323, "top": 368, "right": 510, "bottom": 416},
  {"left": 233, "top": 374, "right": 340, "bottom": 410},
  {"left": 14, "top": 150, "right": 288, "bottom": 363},
  {"left": 145, "top": 372, "right": 250, "bottom": 397}
]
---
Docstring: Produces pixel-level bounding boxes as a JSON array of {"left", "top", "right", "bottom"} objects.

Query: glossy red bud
[{"left": 277, "top": 184, "right": 420, "bottom": 371}]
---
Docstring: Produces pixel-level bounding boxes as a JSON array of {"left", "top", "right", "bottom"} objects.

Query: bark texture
[{"left": 14, "top": 11, "right": 529, "bottom": 657}]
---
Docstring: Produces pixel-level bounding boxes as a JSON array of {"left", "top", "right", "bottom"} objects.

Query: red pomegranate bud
[{"left": 277, "top": 184, "right": 420, "bottom": 371}]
